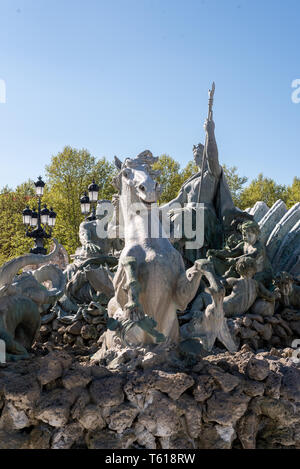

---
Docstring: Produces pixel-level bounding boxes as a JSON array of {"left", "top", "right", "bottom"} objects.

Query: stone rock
[
  {"left": 236, "top": 411, "right": 259, "bottom": 449},
  {"left": 52, "top": 319, "right": 59, "bottom": 331},
  {"left": 274, "top": 325, "right": 287, "bottom": 338},
  {"left": 62, "top": 365, "right": 91, "bottom": 390},
  {"left": 265, "top": 371, "right": 282, "bottom": 399},
  {"left": 227, "top": 349, "right": 254, "bottom": 375},
  {"left": 51, "top": 422, "right": 83, "bottom": 449},
  {"left": 3, "top": 373, "right": 40, "bottom": 410},
  {"left": 276, "top": 317, "right": 293, "bottom": 335},
  {"left": 240, "top": 327, "right": 258, "bottom": 340},
  {"left": 106, "top": 348, "right": 138, "bottom": 370},
  {"left": 204, "top": 389, "right": 250, "bottom": 426},
  {"left": 265, "top": 316, "right": 280, "bottom": 325},
  {"left": 133, "top": 422, "right": 157, "bottom": 449},
  {"left": 70, "top": 388, "right": 90, "bottom": 420},
  {"left": 280, "top": 365, "right": 300, "bottom": 403},
  {"left": 215, "top": 425, "right": 237, "bottom": 447},
  {"left": 193, "top": 374, "right": 217, "bottom": 402},
  {"left": 37, "top": 354, "right": 63, "bottom": 386},
  {"left": 124, "top": 374, "right": 153, "bottom": 410},
  {"left": 242, "top": 379, "right": 265, "bottom": 397},
  {"left": 293, "top": 424, "right": 300, "bottom": 446},
  {"left": 49, "top": 332, "right": 62, "bottom": 344},
  {"left": 261, "top": 323, "right": 273, "bottom": 341},
  {"left": 0, "top": 401, "right": 30, "bottom": 430},
  {"left": 246, "top": 357, "right": 269, "bottom": 381},
  {"left": 245, "top": 313, "right": 264, "bottom": 323},
  {"left": 177, "top": 394, "right": 202, "bottom": 439},
  {"left": 86, "top": 428, "right": 135, "bottom": 449},
  {"left": 208, "top": 366, "right": 240, "bottom": 392},
  {"left": 243, "top": 316, "right": 252, "bottom": 328},
  {"left": 63, "top": 333, "right": 75, "bottom": 345},
  {"left": 35, "top": 388, "right": 76, "bottom": 427},
  {"left": 75, "top": 336, "right": 85, "bottom": 346},
  {"left": 108, "top": 403, "right": 138, "bottom": 433},
  {"left": 289, "top": 321, "right": 300, "bottom": 336},
  {"left": 252, "top": 320, "right": 265, "bottom": 335},
  {"left": 27, "top": 424, "right": 52, "bottom": 449},
  {"left": 259, "top": 424, "right": 295, "bottom": 448},
  {"left": 160, "top": 433, "right": 195, "bottom": 449},
  {"left": 66, "top": 321, "right": 83, "bottom": 336},
  {"left": 198, "top": 423, "right": 236, "bottom": 449},
  {"left": 0, "top": 430, "right": 29, "bottom": 449},
  {"left": 270, "top": 336, "right": 282, "bottom": 347},
  {"left": 137, "top": 390, "right": 181, "bottom": 438},
  {"left": 252, "top": 396, "right": 297, "bottom": 425},
  {"left": 89, "top": 376, "right": 124, "bottom": 407},
  {"left": 37, "top": 351, "right": 73, "bottom": 386},
  {"left": 140, "top": 351, "right": 168, "bottom": 370},
  {"left": 2, "top": 334, "right": 300, "bottom": 450},
  {"left": 90, "top": 364, "right": 112, "bottom": 379},
  {"left": 78, "top": 404, "right": 105, "bottom": 430},
  {"left": 40, "top": 324, "right": 51, "bottom": 338},
  {"left": 151, "top": 370, "right": 194, "bottom": 400},
  {"left": 81, "top": 324, "right": 98, "bottom": 340}
]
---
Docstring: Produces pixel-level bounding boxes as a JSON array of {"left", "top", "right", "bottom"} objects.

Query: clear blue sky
[{"left": 0, "top": 0, "right": 299, "bottom": 189}]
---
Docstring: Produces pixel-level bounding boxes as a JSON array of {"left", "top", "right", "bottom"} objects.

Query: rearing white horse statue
[{"left": 104, "top": 150, "right": 223, "bottom": 348}]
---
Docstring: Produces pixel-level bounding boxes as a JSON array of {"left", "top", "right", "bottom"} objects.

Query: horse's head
[{"left": 113, "top": 150, "right": 162, "bottom": 206}]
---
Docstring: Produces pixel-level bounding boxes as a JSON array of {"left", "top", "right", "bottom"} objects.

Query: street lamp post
[
  {"left": 22, "top": 176, "right": 57, "bottom": 255},
  {"left": 80, "top": 179, "right": 99, "bottom": 221}
]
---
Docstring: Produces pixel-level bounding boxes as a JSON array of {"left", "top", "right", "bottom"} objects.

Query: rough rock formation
[
  {"left": 229, "top": 310, "right": 298, "bottom": 351},
  {"left": 39, "top": 300, "right": 108, "bottom": 348},
  {"left": 0, "top": 345, "right": 299, "bottom": 449}
]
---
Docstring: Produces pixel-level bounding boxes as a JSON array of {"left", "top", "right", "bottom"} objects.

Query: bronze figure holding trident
[{"left": 163, "top": 83, "right": 248, "bottom": 265}]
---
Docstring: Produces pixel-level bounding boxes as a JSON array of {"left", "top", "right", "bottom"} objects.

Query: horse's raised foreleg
[
  {"left": 121, "top": 256, "right": 144, "bottom": 321},
  {"left": 109, "top": 256, "right": 165, "bottom": 345}
]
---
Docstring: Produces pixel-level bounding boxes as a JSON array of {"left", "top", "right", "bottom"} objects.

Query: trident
[{"left": 197, "top": 82, "right": 215, "bottom": 204}]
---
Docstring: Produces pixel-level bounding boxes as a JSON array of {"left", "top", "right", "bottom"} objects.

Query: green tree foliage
[
  {"left": 181, "top": 160, "right": 198, "bottom": 182},
  {"left": 286, "top": 177, "right": 300, "bottom": 209},
  {"left": 44, "top": 146, "right": 116, "bottom": 255},
  {"left": 0, "top": 181, "right": 36, "bottom": 264},
  {"left": 0, "top": 145, "right": 299, "bottom": 265},
  {"left": 239, "top": 173, "right": 288, "bottom": 210},
  {"left": 153, "top": 155, "right": 249, "bottom": 209},
  {"left": 153, "top": 154, "right": 184, "bottom": 204},
  {"left": 222, "top": 164, "right": 248, "bottom": 207}
]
